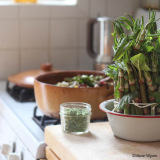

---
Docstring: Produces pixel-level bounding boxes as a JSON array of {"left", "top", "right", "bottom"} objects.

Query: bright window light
[
  {"left": 0, "top": 0, "right": 77, "bottom": 6},
  {"left": 38, "top": 0, "right": 77, "bottom": 5}
]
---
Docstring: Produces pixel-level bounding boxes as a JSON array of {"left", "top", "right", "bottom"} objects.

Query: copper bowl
[{"left": 34, "top": 71, "right": 114, "bottom": 120}]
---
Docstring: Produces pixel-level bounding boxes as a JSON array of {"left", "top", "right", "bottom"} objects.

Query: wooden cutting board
[
  {"left": 45, "top": 122, "right": 160, "bottom": 160},
  {"left": 45, "top": 146, "right": 60, "bottom": 160}
]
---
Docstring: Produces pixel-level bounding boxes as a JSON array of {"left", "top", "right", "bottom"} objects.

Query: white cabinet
[{"left": 0, "top": 113, "right": 35, "bottom": 160}]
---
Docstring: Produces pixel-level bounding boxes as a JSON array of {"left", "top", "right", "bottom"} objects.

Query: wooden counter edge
[{"left": 45, "top": 146, "right": 61, "bottom": 160}]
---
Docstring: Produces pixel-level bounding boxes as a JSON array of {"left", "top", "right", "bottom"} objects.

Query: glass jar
[{"left": 60, "top": 102, "right": 92, "bottom": 134}]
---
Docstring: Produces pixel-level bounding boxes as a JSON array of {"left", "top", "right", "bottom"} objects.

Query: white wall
[{"left": 0, "top": 0, "right": 140, "bottom": 80}]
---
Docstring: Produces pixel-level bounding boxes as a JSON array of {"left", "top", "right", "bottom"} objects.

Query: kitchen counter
[{"left": 45, "top": 122, "right": 160, "bottom": 160}]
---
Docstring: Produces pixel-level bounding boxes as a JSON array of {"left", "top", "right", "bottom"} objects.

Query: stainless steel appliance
[{"left": 87, "top": 17, "right": 114, "bottom": 70}]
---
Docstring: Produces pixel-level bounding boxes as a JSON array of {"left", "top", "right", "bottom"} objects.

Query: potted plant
[
  {"left": 104, "top": 10, "right": 160, "bottom": 116},
  {"left": 99, "top": 10, "right": 160, "bottom": 142}
]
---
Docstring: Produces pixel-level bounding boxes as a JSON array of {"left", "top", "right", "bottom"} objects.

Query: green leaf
[
  {"left": 153, "top": 92, "right": 160, "bottom": 103},
  {"left": 132, "top": 28, "right": 141, "bottom": 39},
  {"left": 103, "top": 64, "right": 119, "bottom": 80},
  {"left": 130, "top": 53, "right": 151, "bottom": 80},
  {"left": 114, "top": 20, "right": 124, "bottom": 36},
  {"left": 115, "top": 61, "right": 128, "bottom": 72},
  {"left": 130, "top": 53, "right": 151, "bottom": 72},
  {"left": 112, "top": 32, "right": 118, "bottom": 47},
  {"left": 117, "top": 16, "right": 133, "bottom": 30},
  {"left": 141, "top": 16, "right": 144, "bottom": 29},
  {"left": 113, "top": 36, "right": 127, "bottom": 59},
  {"left": 146, "top": 46, "right": 154, "bottom": 52},
  {"left": 155, "top": 36, "right": 160, "bottom": 50},
  {"left": 120, "top": 22, "right": 130, "bottom": 30},
  {"left": 114, "top": 83, "right": 120, "bottom": 99},
  {"left": 133, "top": 19, "right": 140, "bottom": 31},
  {"left": 112, "top": 46, "right": 116, "bottom": 55},
  {"left": 118, "top": 91, "right": 139, "bottom": 110},
  {"left": 111, "top": 32, "right": 114, "bottom": 36},
  {"left": 155, "top": 18, "right": 160, "bottom": 22},
  {"left": 123, "top": 53, "right": 131, "bottom": 73},
  {"left": 113, "top": 39, "right": 133, "bottom": 61},
  {"left": 147, "top": 34, "right": 160, "bottom": 37},
  {"left": 124, "top": 13, "right": 135, "bottom": 24}
]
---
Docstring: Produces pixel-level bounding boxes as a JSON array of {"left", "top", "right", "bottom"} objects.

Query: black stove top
[
  {"left": 6, "top": 81, "right": 35, "bottom": 102},
  {"left": 33, "top": 106, "right": 60, "bottom": 130}
]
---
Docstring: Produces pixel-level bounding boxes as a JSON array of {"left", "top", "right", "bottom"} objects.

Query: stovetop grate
[
  {"left": 6, "top": 81, "right": 35, "bottom": 102},
  {"left": 32, "top": 106, "right": 108, "bottom": 131},
  {"left": 32, "top": 106, "right": 60, "bottom": 130}
]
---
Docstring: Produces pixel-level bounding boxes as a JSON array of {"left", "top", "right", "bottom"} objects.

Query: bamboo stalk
[
  {"left": 124, "top": 72, "right": 129, "bottom": 94},
  {"left": 118, "top": 68, "right": 124, "bottom": 99},
  {"left": 114, "top": 80, "right": 118, "bottom": 101},
  {"left": 138, "top": 72, "right": 150, "bottom": 115},
  {"left": 124, "top": 105, "right": 130, "bottom": 114},
  {"left": 156, "top": 86, "right": 160, "bottom": 115},
  {"left": 143, "top": 71, "right": 155, "bottom": 103},
  {"left": 130, "top": 104, "right": 136, "bottom": 115},
  {"left": 117, "top": 73, "right": 124, "bottom": 113},
  {"left": 123, "top": 72, "right": 131, "bottom": 114},
  {"left": 127, "top": 64, "right": 143, "bottom": 115}
]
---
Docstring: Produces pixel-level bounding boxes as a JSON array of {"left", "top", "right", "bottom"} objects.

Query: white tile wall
[
  {"left": 78, "top": 19, "right": 88, "bottom": 48},
  {"left": 107, "top": 0, "right": 140, "bottom": 18},
  {"left": 20, "top": 5, "right": 51, "bottom": 18},
  {"left": 0, "top": 20, "right": 19, "bottom": 49},
  {"left": 51, "top": 6, "right": 88, "bottom": 18},
  {"left": 78, "top": 49, "right": 94, "bottom": 70},
  {"left": 51, "top": 49, "right": 77, "bottom": 70},
  {"left": 90, "top": 0, "right": 107, "bottom": 18},
  {"left": 0, "top": 6, "right": 18, "bottom": 18},
  {"left": 51, "top": 0, "right": 89, "bottom": 18},
  {"left": 21, "top": 49, "right": 49, "bottom": 71},
  {"left": 132, "top": 0, "right": 141, "bottom": 16},
  {"left": 20, "top": 19, "right": 49, "bottom": 49},
  {"left": 0, "top": 0, "right": 140, "bottom": 80},
  {"left": 51, "top": 19, "right": 78, "bottom": 48},
  {"left": 107, "top": 0, "right": 132, "bottom": 17},
  {"left": 0, "top": 50, "right": 19, "bottom": 80}
]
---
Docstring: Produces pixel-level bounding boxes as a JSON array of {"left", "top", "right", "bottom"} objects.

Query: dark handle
[{"left": 87, "top": 19, "right": 98, "bottom": 58}]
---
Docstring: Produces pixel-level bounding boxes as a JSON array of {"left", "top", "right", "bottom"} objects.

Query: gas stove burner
[
  {"left": 32, "top": 106, "right": 108, "bottom": 131},
  {"left": 32, "top": 106, "right": 60, "bottom": 131},
  {"left": 6, "top": 81, "right": 35, "bottom": 102}
]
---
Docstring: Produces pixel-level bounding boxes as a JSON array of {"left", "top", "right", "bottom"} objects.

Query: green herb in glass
[{"left": 60, "top": 102, "right": 91, "bottom": 134}]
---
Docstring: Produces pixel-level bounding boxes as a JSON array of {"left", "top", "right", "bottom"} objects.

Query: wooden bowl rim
[{"left": 34, "top": 70, "right": 110, "bottom": 90}]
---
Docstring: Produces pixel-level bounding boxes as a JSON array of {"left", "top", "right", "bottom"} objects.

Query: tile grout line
[
  {"left": 0, "top": 47, "right": 87, "bottom": 51},
  {"left": 48, "top": 6, "right": 51, "bottom": 63},
  {"left": 105, "top": 0, "right": 108, "bottom": 16},
  {"left": 18, "top": 5, "right": 22, "bottom": 72},
  {"left": 76, "top": 0, "right": 91, "bottom": 70},
  {"left": 77, "top": 19, "right": 80, "bottom": 70}
]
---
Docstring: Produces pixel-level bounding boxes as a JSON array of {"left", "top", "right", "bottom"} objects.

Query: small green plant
[{"left": 104, "top": 10, "right": 160, "bottom": 115}]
